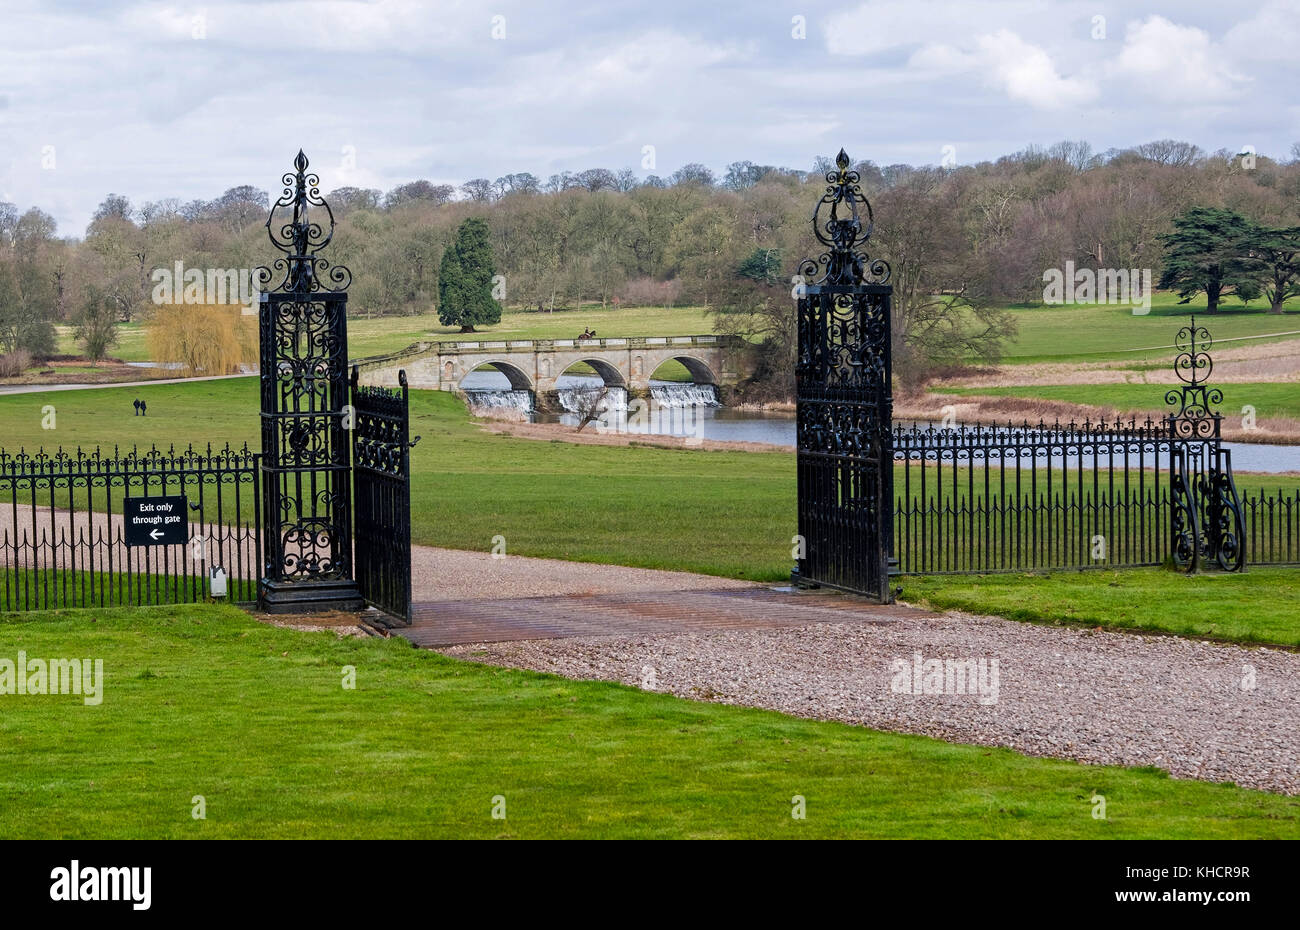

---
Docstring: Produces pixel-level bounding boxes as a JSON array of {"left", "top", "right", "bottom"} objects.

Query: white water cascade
[
  {"left": 649, "top": 381, "right": 721, "bottom": 407},
  {"left": 463, "top": 389, "right": 534, "bottom": 415},
  {"left": 557, "top": 385, "right": 628, "bottom": 414}
]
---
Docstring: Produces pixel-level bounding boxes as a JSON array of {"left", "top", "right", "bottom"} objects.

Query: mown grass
[
  {"left": 2, "top": 378, "right": 1298, "bottom": 642},
  {"left": 1, "top": 603, "right": 1296, "bottom": 838},
  {"left": 992, "top": 296, "right": 1300, "bottom": 364},
  {"left": 0, "top": 378, "right": 795, "bottom": 581},
  {"left": 49, "top": 294, "right": 1300, "bottom": 378},
  {"left": 944, "top": 382, "right": 1300, "bottom": 423},
  {"left": 902, "top": 567, "right": 1300, "bottom": 647},
  {"left": 0, "top": 568, "right": 259, "bottom": 613}
]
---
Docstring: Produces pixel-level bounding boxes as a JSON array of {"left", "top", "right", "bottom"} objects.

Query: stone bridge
[{"left": 353, "top": 334, "right": 753, "bottom": 409}]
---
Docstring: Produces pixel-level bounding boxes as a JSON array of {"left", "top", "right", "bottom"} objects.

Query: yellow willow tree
[{"left": 146, "top": 303, "right": 257, "bottom": 376}]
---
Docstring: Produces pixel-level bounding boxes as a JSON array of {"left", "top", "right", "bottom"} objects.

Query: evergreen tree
[
  {"left": 1254, "top": 225, "right": 1300, "bottom": 314},
  {"left": 736, "top": 247, "right": 784, "bottom": 285},
  {"left": 1158, "top": 207, "right": 1263, "bottom": 313},
  {"left": 437, "top": 218, "right": 502, "bottom": 332}
]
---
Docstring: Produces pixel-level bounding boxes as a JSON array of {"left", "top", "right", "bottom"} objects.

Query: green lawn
[
  {"left": 944, "top": 381, "right": 1300, "bottom": 423},
  {"left": 3, "top": 378, "right": 1298, "bottom": 643},
  {"left": 904, "top": 567, "right": 1300, "bottom": 647},
  {"left": 990, "top": 295, "right": 1300, "bottom": 364},
  {"left": 52, "top": 293, "right": 1300, "bottom": 371},
  {"left": 1, "top": 603, "right": 1296, "bottom": 838},
  {"left": 0, "top": 378, "right": 795, "bottom": 581}
]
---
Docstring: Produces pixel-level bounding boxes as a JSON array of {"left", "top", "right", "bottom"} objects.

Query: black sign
[{"left": 124, "top": 496, "right": 189, "bottom": 547}]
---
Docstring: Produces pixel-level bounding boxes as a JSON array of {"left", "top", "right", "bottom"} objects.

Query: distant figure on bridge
[{"left": 578, "top": 328, "right": 596, "bottom": 341}]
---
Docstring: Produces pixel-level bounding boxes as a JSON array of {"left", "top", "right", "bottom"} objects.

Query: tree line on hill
[{"left": 0, "top": 139, "right": 1298, "bottom": 394}]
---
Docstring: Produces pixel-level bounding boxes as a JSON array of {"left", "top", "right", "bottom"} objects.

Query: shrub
[{"left": 0, "top": 349, "right": 33, "bottom": 377}]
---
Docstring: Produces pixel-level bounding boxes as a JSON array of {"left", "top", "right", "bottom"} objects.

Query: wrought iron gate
[
  {"left": 351, "top": 367, "right": 417, "bottom": 623},
  {"left": 257, "top": 151, "right": 364, "bottom": 613},
  {"left": 1165, "top": 317, "right": 1245, "bottom": 573},
  {"left": 791, "top": 149, "right": 895, "bottom": 602}
]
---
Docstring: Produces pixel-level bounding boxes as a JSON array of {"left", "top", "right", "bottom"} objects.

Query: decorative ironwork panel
[
  {"left": 256, "top": 151, "right": 364, "bottom": 611},
  {"left": 1164, "top": 316, "right": 1245, "bottom": 573},
  {"left": 0, "top": 444, "right": 261, "bottom": 611},
  {"left": 792, "top": 149, "right": 894, "bottom": 601},
  {"left": 351, "top": 367, "right": 417, "bottom": 623}
]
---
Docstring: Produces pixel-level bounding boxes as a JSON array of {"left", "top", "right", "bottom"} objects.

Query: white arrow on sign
[{"left": 150, "top": 529, "right": 164, "bottom": 540}]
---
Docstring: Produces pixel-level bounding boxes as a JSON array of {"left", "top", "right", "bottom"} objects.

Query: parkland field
[{"left": 3, "top": 294, "right": 1298, "bottom": 838}]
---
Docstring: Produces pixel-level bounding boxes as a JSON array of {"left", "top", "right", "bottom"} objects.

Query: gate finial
[
  {"left": 256, "top": 150, "right": 352, "bottom": 294},
  {"left": 798, "top": 147, "right": 890, "bottom": 286},
  {"left": 1165, "top": 314, "right": 1222, "bottom": 439}
]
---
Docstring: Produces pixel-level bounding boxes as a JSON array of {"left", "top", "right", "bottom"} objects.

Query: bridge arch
[
  {"left": 651, "top": 354, "right": 717, "bottom": 385},
  {"left": 461, "top": 359, "right": 535, "bottom": 392},
  {"left": 561, "top": 357, "right": 626, "bottom": 387}
]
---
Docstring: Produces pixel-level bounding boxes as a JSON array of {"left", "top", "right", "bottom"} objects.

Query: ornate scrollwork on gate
[
  {"left": 256, "top": 151, "right": 363, "bottom": 612},
  {"left": 350, "top": 367, "right": 416, "bottom": 622},
  {"left": 1169, "top": 448, "right": 1202, "bottom": 572},
  {"left": 792, "top": 148, "right": 895, "bottom": 602},
  {"left": 1163, "top": 316, "right": 1245, "bottom": 573},
  {"left": 797, "top": 149, "right": 891, "bottom": 288},
  {"left": 1164, "top": 316, "right": 1223, "bottom": 441},
  {"left": 1200, "top": 449, "right": 1246, "bottom": 572},
  {"left": 255, "top": 150, "right": 352, "bottom": 296}
]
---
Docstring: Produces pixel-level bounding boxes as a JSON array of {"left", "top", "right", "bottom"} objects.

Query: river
[{"left": 459, "top": 369, "right": 1300, "bottom": 473}]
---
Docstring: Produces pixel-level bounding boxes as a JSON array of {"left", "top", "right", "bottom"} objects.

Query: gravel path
[
  {"left": 442, "top": 609, "right": 1300, "bottom": 795},
  {"left": 411, "top": 546, "right": 756, "bottom": 601}
]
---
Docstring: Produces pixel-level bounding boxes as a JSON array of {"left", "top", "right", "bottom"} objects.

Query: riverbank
[{"left": 896, "top": 392, "right": 1300, "bottom": 445}]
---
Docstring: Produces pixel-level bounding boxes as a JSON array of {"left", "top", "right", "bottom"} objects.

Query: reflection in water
[{"left": 457, "top": 369, "right": 1300, "bottom": 472}]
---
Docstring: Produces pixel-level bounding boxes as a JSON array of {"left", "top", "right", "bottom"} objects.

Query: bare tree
[
  {"left": 460, "top": 178, "right": 495, "bottom": 202},
  {"left": 670, "top": 163, "right": 715, "bottom": 187},
  {"left": 385, "top": 180, "right": 454, "bottom": 208},
  {"left": 570, "top": 384, "right": 610, "bottom": 432},
  {"left": 1133, "top": 140, "right": 1204, "bottom": 168}
]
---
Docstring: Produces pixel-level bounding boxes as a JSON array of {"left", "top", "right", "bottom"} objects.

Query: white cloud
[
  {"left": 977, "top": 31, "right": 1096, "bottom": 109},
  {"left": 823, "top": 0, "right": 1063, "bottom": 55},
  {"left": 907, "top": 30, "right": 1096, "bottom": 109},
  {"left": 0, "top": 0, "right": 1294, "bottom": 234},
  {"left": 119, "top": 0, "right": 464, "bottom": 53},
  {"left": 1111, "top": 15, "right": 1249, "bottom": 102},
  {"left": 1223, "top": 0, "right": 1300, "bottom": 61}
]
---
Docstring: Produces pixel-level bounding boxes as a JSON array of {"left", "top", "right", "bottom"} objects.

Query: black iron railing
[
  {"left": 891, "top": 419, "right": 1296, "bottom": 574},
  {"left": 0, "top": 445, "right": 260, "bottom": 611},
  {"left": 1241, "top": 488, "right": 1300, "bottom": 565}
]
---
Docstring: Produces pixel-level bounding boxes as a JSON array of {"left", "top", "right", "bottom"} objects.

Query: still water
[{"left": 458, "top": 370, "right": 1300, "bottom": 473}]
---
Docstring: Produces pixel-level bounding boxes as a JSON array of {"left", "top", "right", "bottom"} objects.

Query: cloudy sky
[{"left": 2, "top": 0, "right": 1297, "bottom": 236}]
